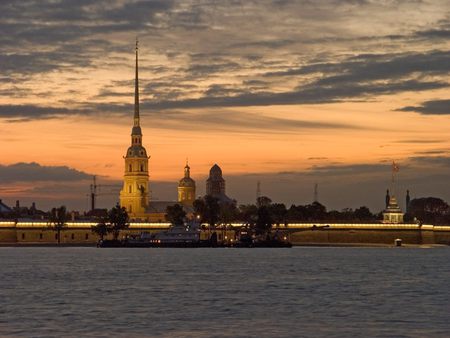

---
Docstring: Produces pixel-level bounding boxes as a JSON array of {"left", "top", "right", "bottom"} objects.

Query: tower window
[
  {"left": 39, "top": 233, "right": 43, "bottom": 240},
  {"left": 129, "top": 185, "right": 132, "bottom": 193},
  {"left": 129, "top": 164, "right": 132, "bottom": 172},
  {"left": 71, "top": 233, "right": 75, "bottom": 240},
  {"left": 140, "top": 164, "right": 144, "bottom": 171}
]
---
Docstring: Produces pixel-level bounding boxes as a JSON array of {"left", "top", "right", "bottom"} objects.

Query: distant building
[
  {"left": 206, "top": 164, "right": 225, "bottom": 196},
  {"left": 178, "top": 162, "right": 196, "bottom": 206},
  {"left": 383, "top": 196, "right": 404, "bottom": 223},
  {"left": 206, "top": 164, "right": 233, "bottom": 203}
]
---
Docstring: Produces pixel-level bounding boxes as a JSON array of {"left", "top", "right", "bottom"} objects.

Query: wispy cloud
[{"left": 396, "top": 99, "right": 450, "bottom": 115}]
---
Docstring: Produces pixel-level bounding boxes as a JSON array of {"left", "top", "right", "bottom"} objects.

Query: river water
[{"left": 0, "top": 247, "right": 449, "bottom": 337}]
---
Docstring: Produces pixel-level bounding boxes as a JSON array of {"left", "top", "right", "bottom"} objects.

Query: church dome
[
  {"left": 126, "top": 145, "right": 147, "bottom": 157},
  {"left": 179, "top": 176, "right": 195, "bottom": 187}
]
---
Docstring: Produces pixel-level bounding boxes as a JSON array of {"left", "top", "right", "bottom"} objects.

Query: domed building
[
  {"left": 206, "top": 164, "right": 233, "bottom": 203},
  {"left": 178, "top": 162, "right": 196, "bottom": 206},
  {"left": 206, "top": 164, "right": 225, "bottom": 196}
]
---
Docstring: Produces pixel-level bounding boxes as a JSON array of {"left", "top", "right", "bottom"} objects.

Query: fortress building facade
[
  {"left": 178, "top": 162, "right": 196, "bottom": 206},
  {"left": 119, "top": 40, "right": 150, "bottom": 219}
]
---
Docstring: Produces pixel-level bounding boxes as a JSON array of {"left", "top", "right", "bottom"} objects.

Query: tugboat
[{"left": 231, "top": 228, "right": 292, "bottom": 248}]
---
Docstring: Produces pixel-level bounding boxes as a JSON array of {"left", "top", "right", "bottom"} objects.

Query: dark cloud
[
  {"left": 229, "top": 39, "right": 296, "bottom": 49},
  {"left": 0, "top": 102, "right": 359, "bottom": 133},
  {"left": 0, "top": 162, "right": 92, "bottom": 183},
  {"left": 141, "top": 79, "right": 447, "bottom": 109},
  {"left": 0, "top": 104, "right": 90, "bottom": 121},
  {"left": 409, "top": 156, "right": 450, "bottom": 168},
  {"left": 265, "top": 50, "right": 450, "bottom": 82},
  {"left": 394, "top": 139, "right": 444, "bottom": 144},
  {"left": 396, "top": 99, "right": 450, "bottom": 115},
  {"left": 307, "top": 163, "right": 389, "bottom": 176}
]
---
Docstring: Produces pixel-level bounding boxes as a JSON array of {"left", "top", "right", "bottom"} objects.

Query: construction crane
[{"left": 89, "top": 175, "right": 121, "bottom": 211}]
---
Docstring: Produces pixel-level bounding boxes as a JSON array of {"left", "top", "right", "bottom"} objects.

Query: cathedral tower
[
  {"left": 206, "top": 164, "right": 225, "bottom": 197},
  {"left": 178, "top": 161, "right": 196, "bottom": 206},
  {"left": 119, "top": 39, "right": 149, "bottom": 219}
]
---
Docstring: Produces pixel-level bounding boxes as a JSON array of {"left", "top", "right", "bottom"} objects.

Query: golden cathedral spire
[
  {"left": 134, "top": 37, "right": 140, "bottom": 129},
  {"left": 120, "top": 39, "right": 150, "bottom": 220}
]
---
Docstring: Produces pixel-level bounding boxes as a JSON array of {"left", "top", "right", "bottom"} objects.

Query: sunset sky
[{"left": 0, "top": 0, "right": 449, "bottom": 212}]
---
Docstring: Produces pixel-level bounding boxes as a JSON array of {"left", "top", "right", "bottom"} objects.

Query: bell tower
[
  {"left": 119, "top": 39, "right": 150, "bottom": 219},
  {"left": 178, "top": 160, "right": 196, "bottom": 206}
]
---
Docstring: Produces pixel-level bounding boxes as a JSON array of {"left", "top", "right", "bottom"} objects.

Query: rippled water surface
[{"left": 1, "top": 247, "right": 449, "bottom": 337}]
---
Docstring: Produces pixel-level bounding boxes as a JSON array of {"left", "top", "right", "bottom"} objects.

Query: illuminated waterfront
[{"left": 1, "top": 247, "right": 449, "bottom": 337}]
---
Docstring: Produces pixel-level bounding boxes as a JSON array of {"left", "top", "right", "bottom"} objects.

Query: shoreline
[{"left": 0, "top": 243, "right": 447, "bottom": 248}]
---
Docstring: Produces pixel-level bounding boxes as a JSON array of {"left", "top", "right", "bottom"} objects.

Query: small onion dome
[
  {"left": 179, "top": 176, "right": 195, "bottom": 187},
  {"left": 126, "top": 145, "right": 147, "bottom": 157}
]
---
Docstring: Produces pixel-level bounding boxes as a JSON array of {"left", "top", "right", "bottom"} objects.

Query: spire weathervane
[{"left": 134, "top": 37, "right": 140, "bottom": 127}]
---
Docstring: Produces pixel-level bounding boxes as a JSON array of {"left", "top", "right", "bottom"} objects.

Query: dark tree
[
  {"left": 238, "top": 204, "right": 258, "bottom": 226},
  {"left": 219, "top": 202, "right": 238, "bottom": 225},
  {"left": 165, "top": 204, "right": 186, "bottom": 226},
  {"left": 255, "top": 205, "right": 273, "bottom": 235},
  {"left": 408, "top": 197, "right": 449, "bottom": 224},
  {"left": 286, "top": 204, "right": 307, "bottom": 222},
  {"left": 306, "top": 201, "right": 327, "bottom": 221},
  {"left": 91, "top": 216, "right": 109, "bottom": 241},
  {"left": 268, "top": 203, "right": 287, "bottom": 225},
  {"left": 256, "top": 196, "right": 272, "bottom": 208},
  {"left": 48, "top": 205, "right": 68, "bottom": 245},
  {"left": 193, "top": 198, "right": 206, "bottom": 222},
  {"left": 203, "top": 195, "right": 220, "bottom": 229},
  {"left": 108, "top": 203, "right": 129, "bottom": 240},
  {"left": 193, "top": 196, "right": 220, "bottom": 229},
  {"left": 354, "top": 206, "right": 375, "bottom": 221}
]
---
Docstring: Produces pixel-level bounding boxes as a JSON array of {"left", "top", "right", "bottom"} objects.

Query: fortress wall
[
  {"left": 1, "top": 221, "right": 449, "bottom": 245},
  {"left": 289, "top": 229, "right": 442, "bottom": 245},
  {"left": 0, "top": 228, "right": 17, "bottom": 243},
  {"left": 434, "top": 230, "right": 450, "bottom": 245},
  {"left": 0, "top": 224, "right": 168, "bottom": 245}
]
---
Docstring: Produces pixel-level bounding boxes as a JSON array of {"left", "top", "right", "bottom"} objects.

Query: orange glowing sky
[{"left": 0, "top": 0, "right": 449, "bottom": 211}]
